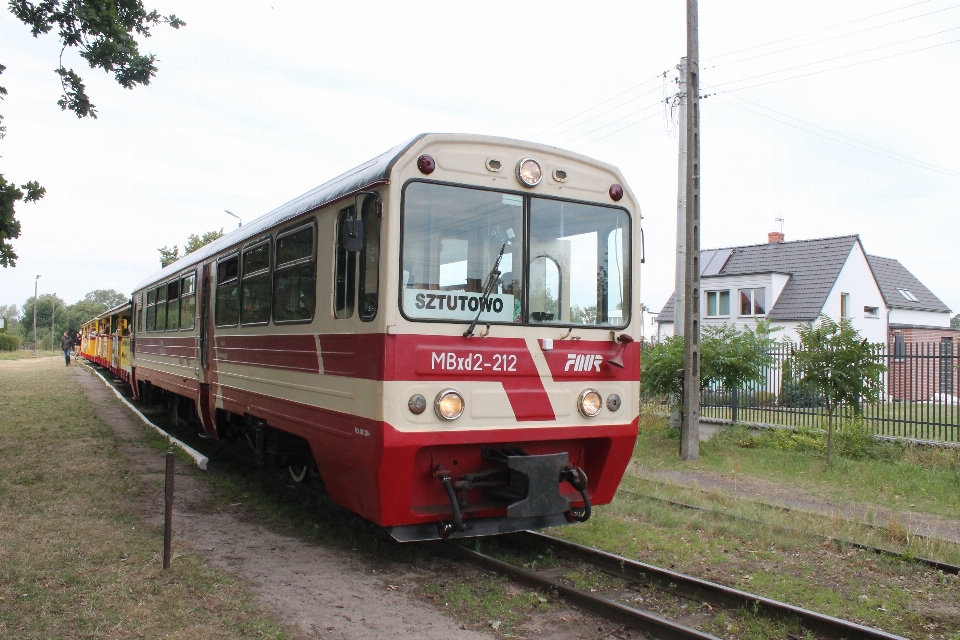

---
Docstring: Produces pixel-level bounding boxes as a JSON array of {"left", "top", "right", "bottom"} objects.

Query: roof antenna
[{"left": 774, "top": 216, "right": 784, "bottom": 234}]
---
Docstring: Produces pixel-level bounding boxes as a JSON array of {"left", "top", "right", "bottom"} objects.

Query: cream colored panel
[{"left": 469, "top": 389, "right": 515, "bottom": 419}]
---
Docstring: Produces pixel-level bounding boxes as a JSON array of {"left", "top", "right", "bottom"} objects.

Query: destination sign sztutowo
[{"left": 404, "top": 288, "right": 515, "bottom": 322}]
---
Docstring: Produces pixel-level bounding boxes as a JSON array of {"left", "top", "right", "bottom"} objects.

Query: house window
[
  {"left": 894, "top": 334, "right": 905, "bottom": 361},
  {"left": 896, "top": 288, "right": 918, "bottom": 302},
  {"left": 706, "top": 290, "right": 730, "bottom": 317},
  {"left": 864, "top": 306, "right": 879, "bottom": 318},
  {"left": 738, "top": 288, "right": 765, "bottom": 316},
  {"left": 840, "top": 293, "right": 851, "bottom": 319}
]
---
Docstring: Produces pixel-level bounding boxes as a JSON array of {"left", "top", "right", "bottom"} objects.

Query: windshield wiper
[{"left": 463, "top": 242, "right": 506, "bottom": 338}]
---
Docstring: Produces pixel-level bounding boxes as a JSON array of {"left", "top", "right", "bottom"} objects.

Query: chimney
[{"left": 768, "top": 231, "right": 784, "bottom": 244}]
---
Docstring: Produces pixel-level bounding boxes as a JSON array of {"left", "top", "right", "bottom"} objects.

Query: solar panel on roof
[
  {"left": 701, "top": 248, "right": 732, "bottom": 276},
  {"left": 699, "top": 249, "right": 716, "bottom": 276}
]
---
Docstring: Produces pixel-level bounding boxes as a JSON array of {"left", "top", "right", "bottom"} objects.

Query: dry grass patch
[{"left": 0, "top": 358, "right": 291, "bottom": 639}]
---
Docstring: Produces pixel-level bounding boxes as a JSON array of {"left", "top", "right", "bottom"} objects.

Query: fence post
[
  {"left": 731, "top": 388, "right": 738, "bottom": 424},
  {"left": 163, "top": 452, "right": 174, "bottom": 569}
]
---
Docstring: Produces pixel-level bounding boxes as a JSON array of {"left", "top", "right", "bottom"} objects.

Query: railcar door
[{"left": 194, "top": 262, "right": 218, "bottom": 437}]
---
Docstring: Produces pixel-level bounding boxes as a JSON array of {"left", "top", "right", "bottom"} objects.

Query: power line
[
  {"left": 708, "top": 25, "right": 960, "bottom": 90},
  {"left": 713, "top": 95, "right": 960, "bottom": 178},
  {"left": 711, "top": 35, "right": 960, "bottom": 94},
  {"left": 575, "top": 111, "right": 663, "bottom": 151},
  {"left": 540, "top": 84, "right": 664, "bottom": 143},
  {"left": 707, "top": 0, "right": 934, "bottom": 61},
  {"left": 709, "top": 3, "right": 960, "bottom": 69},
  {"left": 531, "top": 71, "right": 667, "bottom": 141},
  {"left": 555, "top": 99, "right": 665, "bottom": 148}
]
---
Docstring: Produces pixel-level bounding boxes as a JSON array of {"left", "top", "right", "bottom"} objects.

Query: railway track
[
  {"left": 442, "top": 530, "right": 908, "bottom": 640},
  {"left": 618, "top": 487, "right": 960, "bottom": 576}
]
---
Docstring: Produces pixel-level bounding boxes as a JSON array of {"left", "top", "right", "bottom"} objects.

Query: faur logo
[{"left": 565, "top": 353, "right": 602, "bottom": 372}]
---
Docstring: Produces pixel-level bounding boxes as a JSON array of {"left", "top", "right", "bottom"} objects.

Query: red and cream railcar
[{"left": 129, "top": 134, "right": 642, "bottom": 540}]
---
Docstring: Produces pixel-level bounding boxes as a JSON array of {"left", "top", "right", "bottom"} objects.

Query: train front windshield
[{"left": 401, "top": 181, "right": 631, "bottom": 327}]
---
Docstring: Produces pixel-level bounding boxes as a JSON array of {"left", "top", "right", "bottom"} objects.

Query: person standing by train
[{"left": 60, "top": 331, "right": 73, "bottom": 366}]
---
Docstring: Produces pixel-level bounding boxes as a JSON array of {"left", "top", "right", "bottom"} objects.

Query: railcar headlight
[
  {"left": 516, "top": 158, "right": 542, "bottom": 187},
  {"left": 578, "top": 389, "right": 602, "bottom": 418},
  {"left": 435, "top": 389, "right": 465, "bottom": 420}
]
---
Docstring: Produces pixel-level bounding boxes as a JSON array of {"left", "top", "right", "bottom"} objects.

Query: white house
[{"left": 655, "top": 233, "right": 953, "bottom": 345}]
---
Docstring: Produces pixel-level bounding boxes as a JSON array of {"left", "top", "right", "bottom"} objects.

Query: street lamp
[
  {"left": 33, "top": 275, "right": 40, "bottom": 352},
  {"left": 224, "top": 210, "right": 241, "bottom": 228}
]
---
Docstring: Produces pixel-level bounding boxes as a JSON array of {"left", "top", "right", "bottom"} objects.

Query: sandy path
[{"left": 69, "top": 364, "right": 493, "bottom": 640}]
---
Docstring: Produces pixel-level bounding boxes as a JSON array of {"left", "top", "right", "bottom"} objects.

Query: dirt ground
[
  {"left": 70, "top": 363, "right": 641, "bottom": 640},
  {"left": 633, "top": 466, "right": 960, "bottom": 545}
]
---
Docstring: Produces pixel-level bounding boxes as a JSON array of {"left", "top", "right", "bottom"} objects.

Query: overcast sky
[{"left": 0, "top": 0, "right": 957, "bottom": 319}]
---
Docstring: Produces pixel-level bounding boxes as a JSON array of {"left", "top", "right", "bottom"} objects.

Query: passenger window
[
  {"left": 358, "top": 196, "right": 381, "bottom": 321},
  {"left": 273, "top": 224, "right": 316, "bottom": 323},
  {"left": 155, "top": 285, "right": 168, "bottom": 331},
  {"left": 335, "top": 207, "right": 357, "bottom": 319},
  {"left": 146, "top": 289, "right": 157, "bottom": 332},
  {"left": 242, "top": 241, "right": 271, "bottom": 325},
  {"left": 166, "top": 280, "right": 181, "bottom": 330},
  {"left": 180, "top": 274, "right": 197, "bottom": 330},
  {"left": 216, "top": 254, "right": 240, "bottom": 327}
]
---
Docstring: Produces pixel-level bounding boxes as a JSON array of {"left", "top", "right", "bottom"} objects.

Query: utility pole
[
  {"left": 33, "top": 275, "right": 40, "bottom": 352},
  {"left": 51, "top": 293, "right": 56, "bottom": 348},
  {"left": 680, "top": 0, "right": 702, "bottom": 460},
  {"left": 674, "top": 57, "right": 687, "bottom": 339}
]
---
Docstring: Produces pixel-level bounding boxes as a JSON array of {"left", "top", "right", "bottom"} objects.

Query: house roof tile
[
  {"left": 866, "top": 255, "right": 951, "bottom": 313},
  {"left": 657, "top": 235, "right": 860, "bottom": 323}
]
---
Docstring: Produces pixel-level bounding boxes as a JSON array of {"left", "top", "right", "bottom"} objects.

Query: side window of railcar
[
  {"left": 358, "top": 196, "right": 381, "bottom": 322},
  {"left": 155, "top": 285, "right": 168, "bottom": 332},
  {"left": 274, "top": 223, "right": 316, "bottom": 323},
  {"left": 241, "top": 240, "right": 271, "bottom": 325},
  {"left": 166, "top": 279, "right": 181, "bottom": 331},
  {"left": 136, "top": 293, "right": 143, "bottom": 333},
  {"left": 180, "top": 274, "right": 197, "bottom": 330},
  {"left": 216, "top": 254, "right": 240, "bottom": 327},
  {"left": 146, "top": 289, "right": 157, "bottom": 332},
  {"left": 334, "top": 207, "right": 357, "bottom": 319}
]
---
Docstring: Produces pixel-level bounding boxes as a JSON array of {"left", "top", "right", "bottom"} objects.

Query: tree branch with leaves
[{"left": 0, "top": 1, "right": 185, "bottom": 267}]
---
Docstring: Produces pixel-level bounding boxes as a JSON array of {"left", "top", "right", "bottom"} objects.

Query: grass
[
  {"left": 636, "top": 413, "right": 960, "bottom": 521},
  {"left": 0, "top": 349, "right": 60, "bottom": 361},
  {"left": 0, "top": 356, "right": 292, "bottom": 639},
  {"left": 543, "top": 413, "right": 960, "bottom": 639}
]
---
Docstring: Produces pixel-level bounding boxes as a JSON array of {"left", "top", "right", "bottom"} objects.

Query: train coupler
[{"left": 561, "top": 464, "right": 591, "bottom": 523}]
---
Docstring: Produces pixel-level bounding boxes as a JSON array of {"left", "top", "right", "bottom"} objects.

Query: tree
[
  {"left": 0, "top": 303, "right": 18, "bottom": 331},
  {"left": 793, "top": 315, "right": 886, "bottom": 463},
  {"left": 700, "top": 320, "right": 779, "bottom": 395},
  {"left": 158, "top": 228, "right": 224, "bottom": 267},
  {"left": 1, "top": 2, "right": 185, "bottom": 267},
  {"left": 84, "top": 289, "right": 128, "bottom": 308},
  {"left": 19, "top": 293, "right": 67, "bottom": 342},
  {"left": 952, "top": 314, "right": 960, "bottom": 330},
  {"left": 641, "top": 320, "right": 779, "bottom": 411}
]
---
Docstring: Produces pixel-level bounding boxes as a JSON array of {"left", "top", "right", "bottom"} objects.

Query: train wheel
[{"left": 288, "top": 463, "right": 311, "bottom": 484}]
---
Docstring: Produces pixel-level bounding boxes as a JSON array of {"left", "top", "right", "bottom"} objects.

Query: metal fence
[{"left": 669, "top": 341, "right": 959, "bottom": 444}]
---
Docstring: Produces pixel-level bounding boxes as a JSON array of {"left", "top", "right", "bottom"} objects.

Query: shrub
[{"left": 0, "top": 333, "right": 21, "bottom": 351}]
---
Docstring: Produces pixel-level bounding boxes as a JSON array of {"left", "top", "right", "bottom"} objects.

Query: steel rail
[
  {"left": 619, "top": 487, "right": 960, "bottom": 575},
  {"left": 440, "top": 541, "right": 721, "bottom": 640},
  {"left": 509, "top": 530, "right": 908, "bottom": 640}
]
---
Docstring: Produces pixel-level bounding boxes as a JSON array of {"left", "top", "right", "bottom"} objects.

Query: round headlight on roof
[
  {"left": 578, "top": 389, "right": 602, "bottom": 418},
  {"left": 516, "top": 158, "right": 542, "bottom": 187},
  {"left": 435, "top": 389, "right": 465, "bottom": 420}
]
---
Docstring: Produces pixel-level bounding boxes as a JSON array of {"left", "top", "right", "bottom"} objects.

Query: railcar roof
[
  {"left": 81, "top": 301, "right": 132, "bottom": 326},
  {"left": 133, "top": 134, "right": 426, "bottom": 291},
  {"left": 133, "top": 133, "right": 633, "bottom": 293}
]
